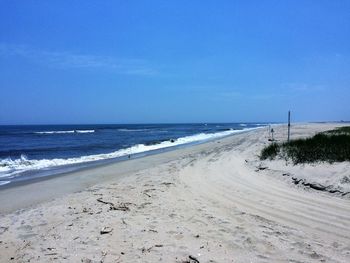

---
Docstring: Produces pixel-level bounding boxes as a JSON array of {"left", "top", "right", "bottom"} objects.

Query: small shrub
[{"left": 260, "top": 143, "right": 280, "bottom": 160}]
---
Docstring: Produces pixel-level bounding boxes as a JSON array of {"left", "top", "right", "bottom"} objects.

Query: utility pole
[{"left": 287, "top": 110, "right": 291, "bottom": 142}]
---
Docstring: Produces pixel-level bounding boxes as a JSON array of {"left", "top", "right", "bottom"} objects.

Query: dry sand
[{"left": 0, "top": 123, "right": 349, "bottom": 262}]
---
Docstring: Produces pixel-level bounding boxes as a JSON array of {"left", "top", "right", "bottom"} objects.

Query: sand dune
[{"left": 0, "top": 123, "right": 349, "bottom": 262}]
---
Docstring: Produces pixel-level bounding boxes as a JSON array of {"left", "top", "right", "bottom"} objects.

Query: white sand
[{"left": 0, "top": 123, "right": 349, "bottom": 262}]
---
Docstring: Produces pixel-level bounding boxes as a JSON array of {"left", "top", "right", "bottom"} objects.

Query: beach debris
[
  {"left": 195, "top": 234, "right": 200, "bottom": 238},
  {"left": 100, "top": 227, "right": 113, "bottom": 235},
  {"left": 143, "top": 228, "right": 158, "bottom": 233},
  {"left": 290, "top": 177, "right": 350, "bottom": 195},
  {"left": 179, "top": 255, "right": 201, "bottom": 263},
  {"left": 185, "top": 255, "right": 200, "bottom": 263},
  {"left": 143, "top": 188, "right": 156, "bottom": 197},
  {"left": 255, "top": 164, "right": 268, "bottom": 172},
  {"left": 143, "top": 192, "right": 152, "bottom": 198},
  {"left": 304, "top": 182, "right": 326, "bottom": 191},
  {"left": 112, "top": 203, "right": 131, "bottom": 211},
  {"left": 0, "top": 226, "right": 9, "bottom": 234},
  {"left": 96, "top": 197, "right": 115, "bottom": 206},
  {"left": 161, "top": 182, "right": 174, "bottom": 186},
  {"left": 101, "top": 251, "right": 107, "bottom": 259},
  {"left": 144, "top": 188, "right": 156, "bottom": 192},
  {"left": 141, "top": 244, "right": 163, "bottom": 253},
  {"left": 82, "top": 207, "right": 89, "bottom": 213},
  {"left": 292, "top": 177, "right": 302, "bottom": 185},
  {"left": 96, "top": 198, "right": 131, "bottom": 211},
  {"left": 142, "top": 246, "right": 152, "bottom": 253}
]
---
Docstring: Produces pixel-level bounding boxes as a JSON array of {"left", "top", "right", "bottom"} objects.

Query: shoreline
[
  {"left": 0, "top": 127, "right": 261, "bottom": 188},
  {"left": 0, "top": 127, "right": 260, "bottom": 214},
  {"left": 1, "top": 123, "right": 349, "bottom": 262}
]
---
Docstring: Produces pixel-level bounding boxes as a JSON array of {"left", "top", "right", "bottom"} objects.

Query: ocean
[{"left": 0, "top": 123, "right": 266, "bottom": 186}]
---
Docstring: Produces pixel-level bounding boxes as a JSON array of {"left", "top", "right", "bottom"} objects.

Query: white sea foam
[
  {"left": 0, "top": 180, "right": 10, "bottom": 186},
  {"left": 239, "top": 124, "right": 247, "bottom": 127},
  {"left": 0, "top": 128, "right": 258, "bottom": 179},
  {"left": 35, "top": 130, "right": 75, "bottom": 134},
  {"left": 76, "top": 130, "right": 95, "bottom": 133},
  {"left": 35, "top": 130, "right": 95, "bottom": 134}
]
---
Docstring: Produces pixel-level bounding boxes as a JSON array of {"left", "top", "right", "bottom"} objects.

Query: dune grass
[
  {"left": 324, "top": 126, "right": 350, "bottom": 135},
  {"left": 260, "top": 143, "right": 280, "bottom": 160},
  {"left": 260, "top": 127, "right": 350, "bottom": 164}
]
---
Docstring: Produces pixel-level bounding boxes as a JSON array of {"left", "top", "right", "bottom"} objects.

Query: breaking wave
[
  {"left": 35, "top": 130, "right": 95, "bottom": 134},
  {"left": 0, "top": 128, "right": 256, "bottom": 179}
]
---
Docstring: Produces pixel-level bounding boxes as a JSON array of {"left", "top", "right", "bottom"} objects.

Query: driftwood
[
  {"left": 161, "top": 182, "right": 174, "bottom": 186},
  {"left": 180, "top": 255, "right": 200, "bottom": 263},
  {"left": 189, "top": 255, "right": 200, "bottom": 263},
  {"left": 100, "top": 227, "right": 113, "bottom": 235},
  {"left": 142, "top": 244, "right": 163, "bottom": 253},
  {"left": 143, "top": 192, "right": 152, "bottom": 198},
  {"left": 97, "top": 198, "right": 130, "bottom": 211}
]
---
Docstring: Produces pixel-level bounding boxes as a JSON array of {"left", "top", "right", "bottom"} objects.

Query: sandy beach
[{"left": 0, "top": 123, "right": 349, "bottom": 262}]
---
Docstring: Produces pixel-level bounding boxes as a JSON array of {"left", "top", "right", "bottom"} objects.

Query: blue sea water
[{"left": 0, "top": 123, "right": 266, "bottom": 186}]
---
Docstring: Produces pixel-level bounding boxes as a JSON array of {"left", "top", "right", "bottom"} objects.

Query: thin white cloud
[
  {"left": 281, "top": 82, "right": 326, "bottom": 93},
  {"left": 211, "top": 91, "right": 242, "bottom": 101},
  {"left": 0, "top": 43, "right": 157, "bottom": 76},
  {"left": 213, "top": 90, "right": 289, "bottom": 102}
]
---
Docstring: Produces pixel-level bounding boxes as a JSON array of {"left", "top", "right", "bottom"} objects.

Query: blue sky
[{"left": 0, "top": 0, "right": 349, "bottom": 124}]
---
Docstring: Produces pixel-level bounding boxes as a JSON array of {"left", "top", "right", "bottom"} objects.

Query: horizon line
[{"left": 0, "top": 121, "right": 348, "bottom": 126}]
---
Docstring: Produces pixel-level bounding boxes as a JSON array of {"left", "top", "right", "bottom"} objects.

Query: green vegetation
[
  {"left": 260, "top": 143, "right": 280, "bottom": 160},
  {"left": 260, "top": 127, "right": 350, "bottom": 164},
  {"left": 324, "top": 126, "right": 350, "bottom": 135}
]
